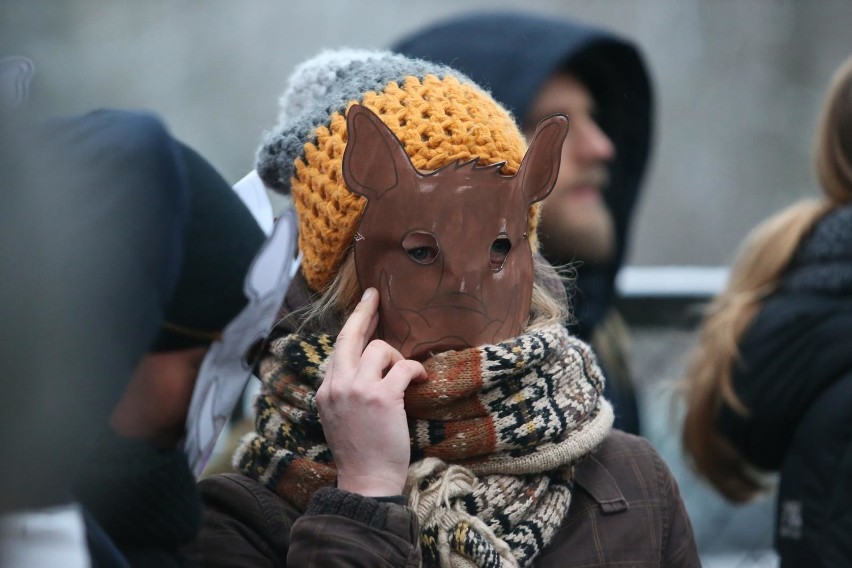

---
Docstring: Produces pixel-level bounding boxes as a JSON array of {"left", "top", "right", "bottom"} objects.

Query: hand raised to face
[{"left": 315, "top": 288, "right": 427, "bottom": 497}]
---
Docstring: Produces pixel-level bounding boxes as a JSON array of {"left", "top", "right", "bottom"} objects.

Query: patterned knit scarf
[{"left": 235, "top": 323, "right": 613, "bottom": 567}]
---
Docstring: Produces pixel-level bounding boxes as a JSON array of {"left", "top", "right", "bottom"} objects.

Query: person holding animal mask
[{"left": 187, "top": 50, "right": 698, "bottom": 568}]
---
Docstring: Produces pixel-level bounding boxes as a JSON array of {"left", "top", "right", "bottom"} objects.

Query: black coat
[{"left": 717, "top": 205, "right": 852, "bottom": 567}]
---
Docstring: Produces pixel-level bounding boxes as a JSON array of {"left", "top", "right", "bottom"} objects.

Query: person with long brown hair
[{"left": 682, "top": 54, "right": 852, "bottom": 566}]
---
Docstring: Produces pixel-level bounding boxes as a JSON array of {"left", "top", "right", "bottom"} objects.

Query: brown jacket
[{"left": 186, "top": 431, "right": 699, "bottom": 567}]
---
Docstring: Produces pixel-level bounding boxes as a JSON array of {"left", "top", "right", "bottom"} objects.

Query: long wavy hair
[{"left": 682, "top": 55, "right": 852, "bottom": 502}]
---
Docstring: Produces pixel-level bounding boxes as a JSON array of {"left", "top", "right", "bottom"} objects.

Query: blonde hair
[
  {"left": 682, "top": 55, "right": 852, "bottom": 502},
  {"left": 298, "top": 252, "right": 570, "bottom": 336}
]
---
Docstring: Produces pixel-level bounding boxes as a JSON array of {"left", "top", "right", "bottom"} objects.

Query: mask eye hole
[
  {"left": 401, "top": 231, "right": 439, "bottom": 265},
  {"left": 490, "top": 235, "right": 512, "bottom": 272}
]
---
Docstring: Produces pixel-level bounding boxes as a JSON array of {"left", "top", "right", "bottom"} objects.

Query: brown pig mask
[{"left": 342, "top": 104, "right": 569, "bottom": 360}]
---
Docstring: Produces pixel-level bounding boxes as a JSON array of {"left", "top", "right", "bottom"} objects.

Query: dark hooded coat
[
  {"left": 2, "top": 107, "right": 267, "bottom": 567},
  {"left": 393, "top": 12, "right": 654, "bottom": 434}
]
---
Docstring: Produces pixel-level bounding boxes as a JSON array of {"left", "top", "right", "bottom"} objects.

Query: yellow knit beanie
[{"left": 257, "top": 50, "right": 535, "bottom": 292}]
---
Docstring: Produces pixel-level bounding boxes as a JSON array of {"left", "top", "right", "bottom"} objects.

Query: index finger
[{"left": 333, "top": 288, "right": 379, "bottom": 369}]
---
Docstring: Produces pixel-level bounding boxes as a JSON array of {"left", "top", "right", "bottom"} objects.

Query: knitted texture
[
  {"left": 305, "top": 487, "right": 391, "bottom": 529},
  {"left": 783, "top": 204, "right": 852, "bottom": 294},
  {"left": 257, "top": 50, "right": 532, "bottom": 291},
  {"left": 235, "top": 324, "right": 613, "bottom": 567}
]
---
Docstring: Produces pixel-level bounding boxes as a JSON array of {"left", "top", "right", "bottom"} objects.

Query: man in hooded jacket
[
  {"left": 0, "top": 98, "right": 276, "bottom": 566},
  {"left": 394, "top": 11, "right": 653, "bottom": 434}
]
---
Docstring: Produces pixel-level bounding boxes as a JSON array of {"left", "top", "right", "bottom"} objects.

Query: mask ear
[
  {"left": 342, "top": 104, "right": 417, "bottom": 201},
  {"left": 516, "top": 113, "right": 569, "bottom": 205}
]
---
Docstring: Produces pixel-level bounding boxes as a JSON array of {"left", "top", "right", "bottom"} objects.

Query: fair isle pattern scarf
[{"left": 235, "top": 324, "right": 613, "bottom": 567}]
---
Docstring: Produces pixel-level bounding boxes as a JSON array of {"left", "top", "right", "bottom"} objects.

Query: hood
[{"left": 393, "top": 11, "right": 654, "bottom": 338}]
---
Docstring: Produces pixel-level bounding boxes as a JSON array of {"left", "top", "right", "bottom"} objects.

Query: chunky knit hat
[{"left": 257, "top": 49, "right": 534, "bottom": 292}]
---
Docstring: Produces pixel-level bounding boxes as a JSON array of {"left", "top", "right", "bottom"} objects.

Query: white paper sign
[{"left": 183, "top": 207, "right": 298, "bottom": 476}]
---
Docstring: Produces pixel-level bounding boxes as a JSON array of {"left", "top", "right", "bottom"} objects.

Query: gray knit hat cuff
[{"left": 255, "top": 49, "right": 473, "bottom": 193}]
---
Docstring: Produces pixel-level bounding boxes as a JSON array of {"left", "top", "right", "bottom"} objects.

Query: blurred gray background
[{"left": 3, "top": 0, "right": 851, "bottom": 269}]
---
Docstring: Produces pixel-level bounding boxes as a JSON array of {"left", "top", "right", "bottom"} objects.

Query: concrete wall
[{"left": 3, "top": 0, "right": 850, "bottom": 267}]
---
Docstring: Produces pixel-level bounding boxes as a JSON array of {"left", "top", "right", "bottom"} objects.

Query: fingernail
[{"left": 361, "top": 288, "right": 375, "bottom": 302}]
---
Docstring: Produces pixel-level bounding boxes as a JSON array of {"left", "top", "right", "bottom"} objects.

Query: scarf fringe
[{"left": 408, "top": 458, "right": 519, "bottom": 568}]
